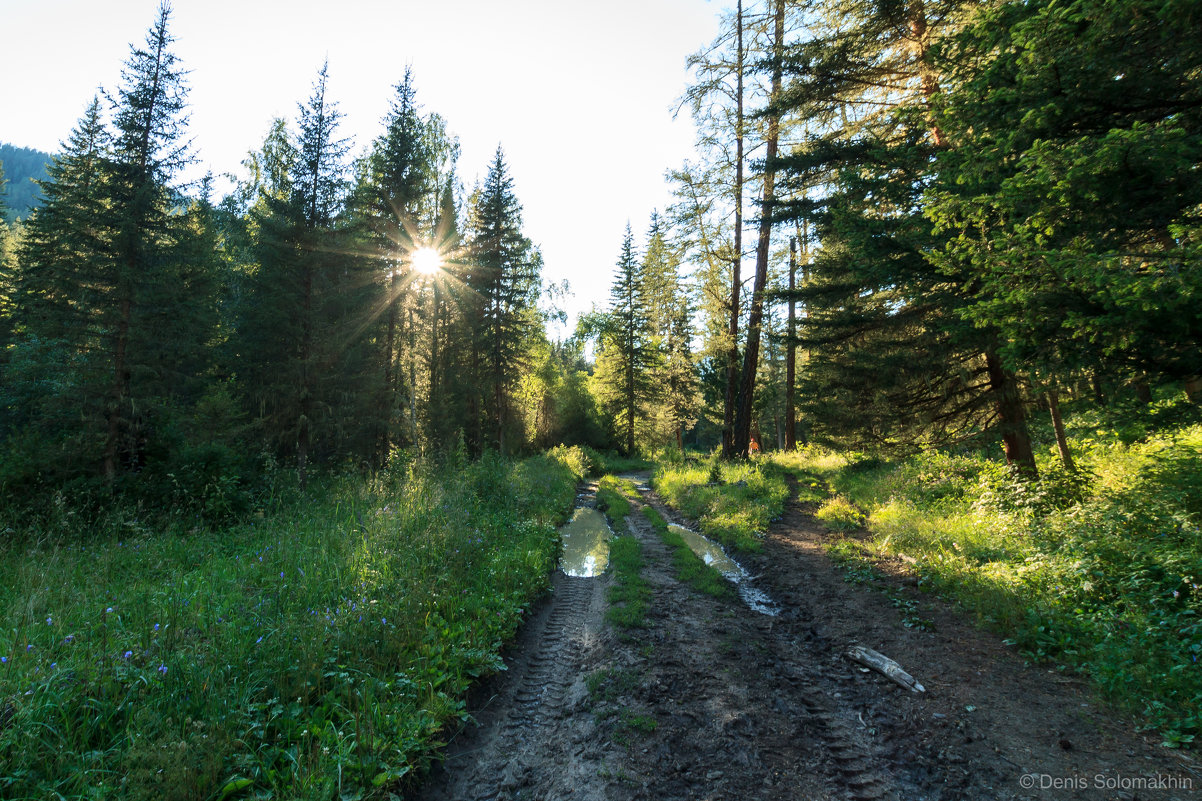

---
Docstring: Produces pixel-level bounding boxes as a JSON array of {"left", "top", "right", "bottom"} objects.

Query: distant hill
[{"left": 0, "top": 142, "right": 52, "bottom": 223}]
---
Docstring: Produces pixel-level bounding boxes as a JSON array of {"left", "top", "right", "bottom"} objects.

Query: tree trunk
[
  {"left": 985, "top": 350, "right": 1036, "bottom": 477},
  {"left": 1186, "top": 375, "right": 1202, "bottom": 404},
  {"left": 785, "top": 236, "right": 797, "bottom": 450},
  {"left": 103, "top": 294, "right": 133, "bottom": 486},
  {"left": 722, "top": 0, "right": 745, "bottom": 461},
  {"left": 733, "top": 0, "right": 785, "bottom": 458},
  {"left": 298, "top": 262, "right": 313, "bottom": 491},
  {"left": 1047, "top": 388, "right": 1074, "bottom": 472}
]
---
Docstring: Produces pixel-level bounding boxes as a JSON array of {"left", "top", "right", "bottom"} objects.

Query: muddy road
[{"left": 417, "top": 477, "right": 1199, "bottom": 800}]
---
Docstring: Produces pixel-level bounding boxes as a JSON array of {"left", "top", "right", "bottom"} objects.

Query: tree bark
[
  {"left": 785, "top": 236, "right": 797, "bottom": 450},
  {"left": 985, "top": 349, "right": 1037, "bottom": 477},
  {"left": 1047, "top": 388, "right": 1074, "bottom": 472},
  {"left": 1186, "top": 375, "right": 1202, "bottom": 404},
  {"left": 733, "top": 0, "right": 786, "bottom": 458}
]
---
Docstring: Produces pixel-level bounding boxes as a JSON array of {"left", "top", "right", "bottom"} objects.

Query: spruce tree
[
  {"left": 598, "top": 224, "right": 656, "bottom": 455},
  {"left": 466, "top": 147, "right": 538, "bottom": 453},
  {"left": 237, "top": 64, "right": 353, "bottom": 487},
  {"left": 100, "top": 1, "right": 203, "bottom": 481},
  {"left": 3, "top": 99, "right": 113, "bottom": 471}
]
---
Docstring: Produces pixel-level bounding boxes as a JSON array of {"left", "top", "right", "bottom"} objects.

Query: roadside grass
[
  {"left": 641, "top": 507, "right": 731, "bottom": 599},
  {"left": 606, "top": 537, "right": 650, "bottom": 631},
  {"left": 0, "top": 448, "right": 587, "bottom": 799},
  {"left": 596, "top": 475, "right": 635, "bottom": 534},
  {"left": 593, "top": 476, "right": 649, "bottom": 631},
  {"left": 778, "top": 410, "right": 1202, "bottom": 747},
  {"left": 651, "top": 456, "right": 788, "bottom": 552}
]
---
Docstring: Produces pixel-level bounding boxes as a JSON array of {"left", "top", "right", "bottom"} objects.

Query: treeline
[
  {"left": 600, "top": 0, "right": 1200, "bottom": 472},
  {"left": 0, "top": 142, "right": 51, "bottom": 222},
  {"left": 0, "top": 6, "right": 609, "bottom": 517}
]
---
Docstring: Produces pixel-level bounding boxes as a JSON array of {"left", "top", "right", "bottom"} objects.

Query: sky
[{"left": 0, "top": 0, "right": 735, "bottom": 330}]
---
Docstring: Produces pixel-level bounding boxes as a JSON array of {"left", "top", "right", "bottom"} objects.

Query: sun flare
[{"left": 412, "top": 247, "right": 442, "bottom": 275}]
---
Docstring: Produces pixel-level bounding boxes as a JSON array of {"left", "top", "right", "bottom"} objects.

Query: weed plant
[{"left": 0, "top": 448, "right": 587, "bottom": 799}]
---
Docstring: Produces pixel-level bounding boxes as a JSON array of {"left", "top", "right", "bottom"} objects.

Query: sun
[{"left": 412, "top": 247, "right": 442, "bottom": 275}]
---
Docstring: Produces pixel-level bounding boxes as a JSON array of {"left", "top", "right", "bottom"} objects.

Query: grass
[
  {"left": 0, "top": 448, "right": 587, "bottom": 800},
  {"left": 596, "top": 475, "right": 634, "bottom": 534},
  {"left": 641, "top": 506, "right": 731, "bottom": 599},
  {"left": 594, "top": 475, "right": 649, "bottom": 631},
  {"left": 652, "top": 456, "right": 788, "bottom": 552},
  {"left": 606, "top": 536, "right": 650, "bottom": 630},
  {"left": 775, "top": 400, "right": 1202, "bottom": 748}
]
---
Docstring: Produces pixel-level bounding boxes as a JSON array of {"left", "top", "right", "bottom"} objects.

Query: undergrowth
[
  {"left": 0, "top": 448, "right": 587, "bottom": 799},
  {"left": 651, "top": 456, "right": 788, "bottom": 551},
  {"left": 780, "top": 405, "right": 1202, "bottom": 748}
]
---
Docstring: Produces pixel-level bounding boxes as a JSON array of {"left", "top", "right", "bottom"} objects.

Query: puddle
[
  {"left": 559, "top": 508, "right": 613, "bottom": 577},
  {"left": 668, "top": 524, "right": 779, "bottom": 616}
]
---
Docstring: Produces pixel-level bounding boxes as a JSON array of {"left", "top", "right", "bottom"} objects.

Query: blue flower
[
  {"left": 256, "top": 636, "right": 263, "bottom": 644},
  {"left": 153, "top": 623, "right": 160, "bottom": 632},
  {"left": 158, "top": 665, "right": 168, "bottom": 675},
  {"left": 123, "top": 651, "right": 132, "bottom": 659},
  {"left": 46, "top": 616, "right": 52, "bottom": 625},
  {"left": 1, "top": 656, "right": 6, "bottom": 663},
  {"left": 26, "top": 644, "right": 33, "bottom": 652},
  {"left": 106, "top": 607, "right": 113, "bottom": 614}
]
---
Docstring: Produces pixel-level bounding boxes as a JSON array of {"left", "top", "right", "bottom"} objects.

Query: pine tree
[{"left": 466, "top": 147, "right": 538, "bottom": 453}]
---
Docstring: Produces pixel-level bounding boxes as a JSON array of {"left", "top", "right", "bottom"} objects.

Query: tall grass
[
  {"left": 0, "top": 449, "right": 585, "bottom": 799},
  {"left": 784, "top": 419, "right": 1202, "bottom": 747},
  {"left": 652, "top": 456, "right": 788, "bottom": 552}
]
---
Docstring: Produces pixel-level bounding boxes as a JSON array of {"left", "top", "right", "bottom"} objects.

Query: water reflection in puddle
[
  {"left": 668, "top": 524, "right": 779, "bottom": 616},
  {"left": 559, "top": 508, "right": 612, "bottom": 577}
]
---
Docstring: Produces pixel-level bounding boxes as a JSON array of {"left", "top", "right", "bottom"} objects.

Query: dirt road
[{"left": 417, "top": 478, "right": 1199, "bottom": 800}]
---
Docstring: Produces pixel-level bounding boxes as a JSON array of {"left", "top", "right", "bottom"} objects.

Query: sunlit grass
[{"left": 0, "top": 449, "right": 586, "bottom": 799}]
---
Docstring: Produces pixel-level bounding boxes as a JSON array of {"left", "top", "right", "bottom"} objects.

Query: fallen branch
[{"left": 846, "top": 645, "right": 926, "bottom": 693}]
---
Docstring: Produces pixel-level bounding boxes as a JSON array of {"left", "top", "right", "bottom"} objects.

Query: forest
[
  {"left": 0, "top": 143, "right": 50, "bottom": 223},
  {"left": 0, "top": 0, "right": 1199, "bottom": 798}
]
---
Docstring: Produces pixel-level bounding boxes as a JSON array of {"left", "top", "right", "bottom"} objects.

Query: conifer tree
[
  {"left": 595, "top": 224, "right": 657, "bottom": 455},
  {"left": 466, "top": 147, "right": 539, "bottom": 453},
  {"left": 3, "top": 99, "right": 112, "bottom": 468},
  {"left": 237, "top": 64, "right": 353, "bottom": 487}
]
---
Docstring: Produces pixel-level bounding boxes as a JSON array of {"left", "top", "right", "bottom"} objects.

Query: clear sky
[{"left": 1, "top": 0, "right": 733, "bottom": 330}]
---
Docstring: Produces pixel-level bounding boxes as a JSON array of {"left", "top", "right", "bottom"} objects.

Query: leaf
[{"left": 218, "top": 778, "right": 254, "bottom": 800}]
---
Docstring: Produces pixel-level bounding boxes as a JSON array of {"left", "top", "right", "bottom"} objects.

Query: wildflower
[
  {"left": 124, "top": 651, "right": 132, "bottom": 659},
  {"left": 106, "top": 607, "right": 113, "bottom": 614},
  {"left": 153, "top": 623, "right": 160, "bottom": 632},
  {"left": 46, "top": 616, "right": 52, "bottom": 625},
  {"left": 63, "top": 634, "right": 74, "bottom": 644},
  {"left": 1, "top": 657, "right": 6, "bottom": 663},
  {"left": 280, "top": 571, "right": 285, "bottom": 579},
  {"left": 256, "top": 636, "right": 263, "bottom": 644},
  {"left": 26, "top": 644, "right": 33, "bottom": 652},
  {"left": 158, "top": 665, "right": 168, "bottom": 675},
  {"left": 50, "top": 662, "right": 57, "bottom": 669}
]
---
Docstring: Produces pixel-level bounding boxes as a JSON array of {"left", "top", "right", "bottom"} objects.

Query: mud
[{"left": 416, "top": 475, "right": 1200, "bottom": 801}]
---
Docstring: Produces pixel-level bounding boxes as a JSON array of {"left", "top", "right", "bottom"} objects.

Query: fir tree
[{"left": 466, "top": 147, "right": 539, "bottom": 453}]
